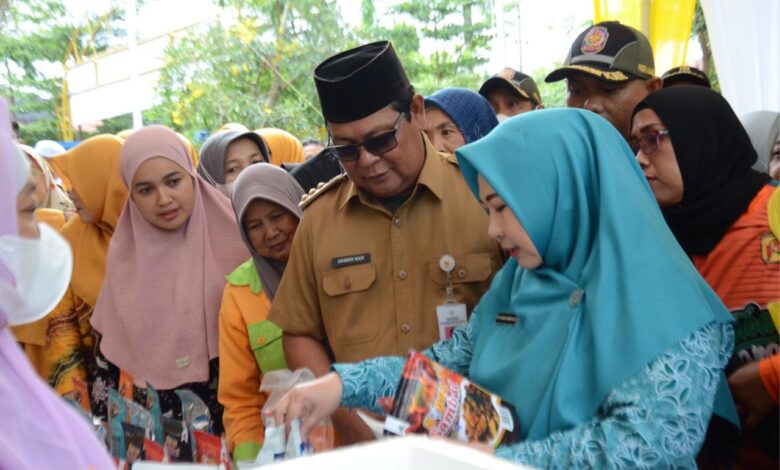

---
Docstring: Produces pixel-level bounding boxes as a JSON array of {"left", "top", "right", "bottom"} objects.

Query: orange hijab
[
  {"left": 50, "top": 135, "right": 126, "bottom": 307},
  {"left": 256, "top": 128, "right": 305, "bottom": 166}
]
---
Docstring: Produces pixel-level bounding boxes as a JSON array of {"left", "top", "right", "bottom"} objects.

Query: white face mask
[
  {"left": 0, "top": 223, "right": 72, "bottom": 326},
  {"left": 496, "top": 113, "right": 510, "bottom": 123}
]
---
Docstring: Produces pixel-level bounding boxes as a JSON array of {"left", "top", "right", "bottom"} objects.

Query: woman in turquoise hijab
[{"left": 267, "top": 109, "right": 736, "bottom": 467}]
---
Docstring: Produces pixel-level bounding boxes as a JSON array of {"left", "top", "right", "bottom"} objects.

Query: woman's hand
[{"left": 267, "top": 372, "right": 343, "bottom": 438}]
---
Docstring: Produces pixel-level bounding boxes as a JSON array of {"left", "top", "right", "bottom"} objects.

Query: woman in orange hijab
[
  {"left": 255, "top": 128, "right": 305, "bottom": 166},
  {"left": 42, "top": 135, "right": 127, "bottom": 397}
]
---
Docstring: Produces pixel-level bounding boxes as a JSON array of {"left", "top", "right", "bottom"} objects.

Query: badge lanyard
[{"left": 436, "top": 254, "right": 468, "bottom": 341}]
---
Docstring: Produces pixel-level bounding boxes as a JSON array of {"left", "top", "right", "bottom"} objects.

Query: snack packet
[
  {"left": 107, "top": 389, "right": 128, "bottom": 458},
  {"left": 193, "top": 430, "right": 231, "bottom": 468},
  {"left": 385, "top": 350, "right": 519, "bottom": 448},
  {"left": 143, "top": 384, "right": 164, "bottom": 444},
  {"left": 175, "top": 389, "right": 211, "bottom": 433},
  {"left": 118, "top": 370, "right": 134, "bottom": 400},
  {"left": 124, "top": 397, "right": 155, "bottom": 441},
  {"left": 121, "top": 422, "right": 146, "bottom": 465},
  {"left": 161, "top": 416, "right": 194, "bottom": 462},
  {"left": 144, "top": 438, "right": 167, "bottom": 462}
]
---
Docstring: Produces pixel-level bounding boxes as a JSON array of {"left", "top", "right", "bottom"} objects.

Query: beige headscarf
[
  {"left": 19, "top": 144, "right": 73, "bottom": 215},
  {"left": 91, "top": 126, "right": 248, "bottom": 389}
]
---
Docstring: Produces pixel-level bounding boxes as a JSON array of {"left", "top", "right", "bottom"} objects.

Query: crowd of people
[{"left": 1, "top": 19, "right": 778, "bottom": 469}]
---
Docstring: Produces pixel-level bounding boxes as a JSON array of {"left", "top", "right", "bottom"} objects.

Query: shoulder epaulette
[
  {"left": 299, "top": 173, "right": 348, "bottom": 209},
  {"left": 442, "top": 151, "right": 459, "bottom": 166}
]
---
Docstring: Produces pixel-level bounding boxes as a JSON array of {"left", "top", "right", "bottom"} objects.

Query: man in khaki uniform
[{"left": 268, "top": 41, "right": 502, "bottom": 443}]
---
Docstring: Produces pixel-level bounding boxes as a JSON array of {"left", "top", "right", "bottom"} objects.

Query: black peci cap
[{"left": 314, "top": 41, "right": 411, "bottom": 123}]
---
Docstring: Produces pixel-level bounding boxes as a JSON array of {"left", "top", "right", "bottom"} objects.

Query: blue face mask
[{"left": 0, "top": 223, "right": 72, "bottom": 326}]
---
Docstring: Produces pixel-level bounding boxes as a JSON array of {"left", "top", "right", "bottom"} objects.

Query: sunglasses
[
  {"left": 630, "top": 130, "right": 670, "bottom": 156},
  {"left": 327, "top": 112, "right": 406, "bottom": 162}
]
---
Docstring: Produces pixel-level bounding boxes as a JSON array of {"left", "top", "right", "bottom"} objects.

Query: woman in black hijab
[{"left": 631, "top": 86, "right": 778, "bottom": 469}]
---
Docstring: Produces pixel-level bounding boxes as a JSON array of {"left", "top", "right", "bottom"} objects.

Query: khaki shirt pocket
[
  {"left": 321, "top": 263, "right": 379, "bottom": 346},
  {"left": 428, "top": 253, "right": 494, "bottom": 286},
  {"left": 247, "top": 320, "right": 287, "bottom": 374},
  {"left": 323, "top": 263, "right": 376, "bottom": 296}
]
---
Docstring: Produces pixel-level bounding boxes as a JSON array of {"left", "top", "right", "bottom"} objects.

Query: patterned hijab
[
  {"left": 634, "top": 87, "right": 770, "bottom": 255},
  {"left": 456, "top": 108, "right": 734, "bottom": 440},
  {"left": 230, "top": 163, "right": 304, "bottom": 300},
  {"left": 49, "top": 135, "right": 127, "bottom": 307},
  {"left": 92, "top": 126, "right": 248, "bottom": 389}
]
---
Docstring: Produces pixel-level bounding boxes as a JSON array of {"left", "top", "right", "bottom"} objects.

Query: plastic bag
[
  {"left": 254, "top": 418, "right": 312, "bottom": 465},
  {"left": 259, "top": 369, "right": 334, "bottom": 452},
  {"left": 254, "top": 417, "right": 286, "bottom": 464}
]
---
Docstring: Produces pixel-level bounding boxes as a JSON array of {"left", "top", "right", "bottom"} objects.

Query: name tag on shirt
[
  {"left": 436, "top": 303, "right": 468, "bottom": 340},
  {"left": 332, "top": 253, "right": 371, "bottom": 268},
  {"left": 496, "top": 313, "right": 517, "bottom": 325}
]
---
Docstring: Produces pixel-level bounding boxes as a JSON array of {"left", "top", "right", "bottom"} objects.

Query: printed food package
[
  {"left": 193, "top": 430, "right": 231, "bottom": 468},
  {"left": 175, "top": 389, "right": 211, "bottom": 433},
  {"left": 161, "top": 417, "right": 194, "bottom": 462},
  {"left": 121, "top": 422, "right": 146, "bottom": 465},
  {"left": 385, "top": 351, "right": 519, "bottom": 448},
  {"left": 143, "top": 438, "right": 167, "bottom": 462}
]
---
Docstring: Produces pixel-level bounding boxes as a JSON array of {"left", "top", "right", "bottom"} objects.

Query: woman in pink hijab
[
  {"left": 0, "top": 98, "right": 114, "bottom": 469},
  {"left": 90, "top": 125, "right": 248, "bottom": 431}
]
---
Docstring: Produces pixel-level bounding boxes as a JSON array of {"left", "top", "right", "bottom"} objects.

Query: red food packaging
[
  {"left": 193, "top": 430, "right": 231, "bottom": 468},
  {"left": 118, "top": 370, "right": 134, "bottom": 400},
  {"left": 144, "top": 438, "right": 167, "bottom": 462},
  {"left": 385, "top": 350, "right": 519, "bottom": 448}
]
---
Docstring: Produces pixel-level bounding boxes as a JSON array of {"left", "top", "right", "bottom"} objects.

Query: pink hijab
[{"left": 91, "top": 126, "right": 248, "bottom": 389}]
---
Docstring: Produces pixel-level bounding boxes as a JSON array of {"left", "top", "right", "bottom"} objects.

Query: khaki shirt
[{"left": 269, "top": 138, "right": 503, "bottom": 363}]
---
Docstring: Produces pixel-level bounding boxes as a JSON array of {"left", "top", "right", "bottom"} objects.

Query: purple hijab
[{"left": 0, "top": 98, "right": 114, "bottom": 469}]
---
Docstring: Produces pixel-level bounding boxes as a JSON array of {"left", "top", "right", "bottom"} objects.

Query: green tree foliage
[
  {"left": 150, "top": 0, "right": 497, "bottom": 143},
  {"left": 0, "top": 0, "right": 124, "bottom": 143},
  {"left": 149, "top": 0, "right": 353, "bottom": 142},
  {"left": 691, "top": 0, "right": 718, "bottom": 91},
  {"left": 359, "top": 0, "right": 493, "bottom": 95}
]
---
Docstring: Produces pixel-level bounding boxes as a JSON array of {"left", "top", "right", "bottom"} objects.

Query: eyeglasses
[
  {"left": 327, "top": 112, "right": 406, "bottom": 162},
  {"left": 630, "top": 130, "right": 670, "bottom": 155}
]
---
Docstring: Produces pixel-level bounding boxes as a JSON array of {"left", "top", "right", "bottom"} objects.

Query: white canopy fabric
[{"left": 701, "top": 0, "right": 780, "bottom": 116}]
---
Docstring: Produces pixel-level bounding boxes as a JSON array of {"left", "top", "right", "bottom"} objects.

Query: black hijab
[{"left": 634, "top": 87, "right": 770, "bottom": 256}]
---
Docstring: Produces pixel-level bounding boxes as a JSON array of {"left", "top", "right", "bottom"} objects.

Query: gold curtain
[{"left": 593, "top": 0, "right": 696, "bottom": 76}]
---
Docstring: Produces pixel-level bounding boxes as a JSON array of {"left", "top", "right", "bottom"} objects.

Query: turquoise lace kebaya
[{"left": 334, "top": 109, "right": 736, "bottom": 467}]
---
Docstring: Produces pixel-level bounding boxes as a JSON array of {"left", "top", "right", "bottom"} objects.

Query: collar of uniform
[{"left": 337, "top": 133, "right": 445, "bottom": 210}]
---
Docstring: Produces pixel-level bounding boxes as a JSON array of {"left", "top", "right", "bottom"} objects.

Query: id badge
[{"left": 436, "top": 302, "right": 467, "bottom": 340}]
